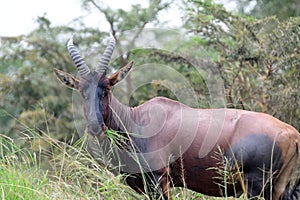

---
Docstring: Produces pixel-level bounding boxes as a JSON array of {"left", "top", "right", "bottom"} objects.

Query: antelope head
[{"left": 54, "top": 36, "right": 133, "bottom": 137}]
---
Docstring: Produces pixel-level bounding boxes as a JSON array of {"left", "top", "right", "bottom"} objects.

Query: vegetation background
[{"left": 0, "top": 0, "right": 299, "bottom": 199}]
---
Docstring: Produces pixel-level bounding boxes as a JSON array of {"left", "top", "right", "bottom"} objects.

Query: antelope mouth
[{"left": 85, "top": 125, "right": 108, "bottom": 138}]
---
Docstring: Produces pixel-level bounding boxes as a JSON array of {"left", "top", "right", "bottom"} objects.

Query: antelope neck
[{"left": 104, "top": 95, "right": 133, "bottom": 133}]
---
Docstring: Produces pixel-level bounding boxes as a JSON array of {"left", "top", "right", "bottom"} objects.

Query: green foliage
[
  {"left": 0, "top": 163, "right": 49, "bottom": 199},
  {"left": 0, "top": 135, "right": 49, "bottom": 199},
  {"left": 82, "top": 0, "right": 172, "bottom": 30},
  {"left": 236, "top": 0, "right": 300, "bottom": 20},
  {"left": 185, "top": 0, "right": 300, "bottom": 130}
]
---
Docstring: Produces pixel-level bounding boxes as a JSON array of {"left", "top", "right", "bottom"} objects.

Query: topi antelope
[{"left": 54, "top": 35, "right": 300, "bottom": 200}]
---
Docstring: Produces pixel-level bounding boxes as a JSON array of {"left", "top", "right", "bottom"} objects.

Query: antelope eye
[
  {"left": 102, "top": 87, "right": 109, "bottom": 97},
  {"left": 102, "top": 89, "right": 108, "bottom": 97}
]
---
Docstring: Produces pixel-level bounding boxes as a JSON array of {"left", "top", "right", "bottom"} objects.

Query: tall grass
[
  {"left": 0, "top": 122, "right": 260, "bottom": 200},
  {"left": 0, "top": 134, "right": 48, "bottom": 200},
  {"left": 0, "top": 130, "right": 245, "bottom": 200},
  {"left": 0, "top": 128, "right": 142, "bottom": 199},
  {"left": 0, "top": 126, "right": 235, "bottom": 199}
]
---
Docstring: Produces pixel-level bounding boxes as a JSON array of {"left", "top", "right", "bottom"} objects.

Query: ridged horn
[
  {"left": 96, "top": 35, "right": 116, "bottom": 75},
  {"left": 67, "top": 36, "right": 91, "bottom": 77}
]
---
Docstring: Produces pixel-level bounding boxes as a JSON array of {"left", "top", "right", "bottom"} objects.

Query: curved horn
[
  {"left": 67, "top": 36, "right": 91, "bottom": 77},
  {"left": 96, "top": 35, "right": 116, "bottom": 75}
]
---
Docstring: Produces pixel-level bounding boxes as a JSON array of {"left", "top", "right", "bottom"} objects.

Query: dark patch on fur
[{"left": 225, "top": 134, "right": 283, "bottom": 199}]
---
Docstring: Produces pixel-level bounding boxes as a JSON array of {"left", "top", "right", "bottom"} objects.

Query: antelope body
[{"left": 54, "top": 35, "right": 300, "bottom": 199}]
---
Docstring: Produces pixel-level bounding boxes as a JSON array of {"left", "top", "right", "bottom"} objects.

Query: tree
[
  {"left": 81, "top": 0, "right": 173, "bottom": 97},
  {"left": 235, "top": 0, "right": 300, "bottom": 20},
  {"left": 184, "top": 0, "right": 300, "bottom": 130}
]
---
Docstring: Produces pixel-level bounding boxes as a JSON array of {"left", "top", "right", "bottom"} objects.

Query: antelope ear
[
  {"left": 109, "top": 61, "right": 134, "bottom": 86},
  {"left": 53, "top": 68, "right": 79, "bottom": 90}
]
